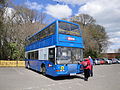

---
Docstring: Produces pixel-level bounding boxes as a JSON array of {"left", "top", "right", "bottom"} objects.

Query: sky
[{"left": 12, "top": 0, "right": 120, "bottom": 53}]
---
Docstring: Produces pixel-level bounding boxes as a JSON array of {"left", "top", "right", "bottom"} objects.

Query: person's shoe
[
  {"left": 91, "top": 75, "right": 93, "bottom": 77},
  {"left": 84, "top": 78, "right": 88, "bottom": 81}
]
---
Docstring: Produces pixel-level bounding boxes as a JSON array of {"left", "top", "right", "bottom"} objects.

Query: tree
[
  {"left": 7, "top": 6, "right": 46, "bottom": 60},
  {"left": 0, "top": 3, "right": 46, "bottom": 60},
  {"left": 115, "top": 48, "right": 120, "bottom": 59},
  {"left": 70, "top": 14, "right": 109, "bottom": 58},
  {"left": 116, "top": 48, "right": 120, "bottom": 53},
  {"left": 0, "top": 0, "right": 10, "bottom": 59},
  {"left": 70, "top": 14, "right": 96, "bottom": 28},
  {"left": 85, "top": 24, "right": 109, "bottom": 57}
]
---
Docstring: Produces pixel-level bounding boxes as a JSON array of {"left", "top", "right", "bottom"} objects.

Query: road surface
[{"left": 0, "top": 64, "right": 120, "bottom": 90}]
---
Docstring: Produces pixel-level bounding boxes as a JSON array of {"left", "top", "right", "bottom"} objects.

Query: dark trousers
[
  {"left": 90, "top": 65, "right": 93, "bottom": 77},
  {"left": 84, "top": 69, "right": 90, "bottom": 80}
]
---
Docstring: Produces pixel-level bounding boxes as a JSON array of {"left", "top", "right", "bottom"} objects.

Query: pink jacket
[{"left": 81, "top": 58, "right": 92, "bottom": 70}]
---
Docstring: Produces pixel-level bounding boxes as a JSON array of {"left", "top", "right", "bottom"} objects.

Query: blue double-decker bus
[{"left": 25, "top": 19, "right": 84, "bottom": 77}]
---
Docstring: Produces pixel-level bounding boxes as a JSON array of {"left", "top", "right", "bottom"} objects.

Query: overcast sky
[{"left": 13, "top": 0, "right": 120, "bottom": 53}]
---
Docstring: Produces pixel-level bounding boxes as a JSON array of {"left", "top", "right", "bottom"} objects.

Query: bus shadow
[
  {"left": 45, "top": 75, "right": 85, "bottom": 81},
  {"left": 26, "top": 68, "right": 84, "bottom": 81}
]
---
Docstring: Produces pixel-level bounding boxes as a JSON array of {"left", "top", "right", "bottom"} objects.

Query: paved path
[{"left": 0, "top": 64, "right": 120, "bottom": 90}]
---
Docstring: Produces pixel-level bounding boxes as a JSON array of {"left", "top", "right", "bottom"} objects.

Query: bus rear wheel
[
  {"left": 26, "top": 61, "right": 30, "bottom": 69},
  {"left": 41, "top": 65, "right": 46, "bottom": 76},
  {"left": 27, "top": 63, "right": 30, "bottom": 69}
]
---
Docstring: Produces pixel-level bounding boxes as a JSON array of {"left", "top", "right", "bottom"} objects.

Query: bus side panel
[
  {"left": 45, "top": 62, "right": 57, "bottom": 76},
  {"left": 25, "top": 59, "right": 56, "bottom": 75},
  {"left": 27, "top": 60, "right": 37, "bottom": 70},
  {"left": 26, "top": 59, "right": 41, "bottom": 71},
  {"left": 25, "top": 35, "right": 56, "bottom": 51},
  {"left": 26, "top": 60, "right": 62, "bottom": 77}
]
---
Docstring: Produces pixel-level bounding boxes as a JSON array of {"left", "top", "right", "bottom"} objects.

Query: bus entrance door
[{"left": 48, "top": 48, "right": 55, "bottom": 64}]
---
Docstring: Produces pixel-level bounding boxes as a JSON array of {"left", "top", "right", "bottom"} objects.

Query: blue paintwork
[
  {"left": 57, "top": 34, "right": 84, "bottom": 48},
  {"left": 25, "top": 19, "right": 84, "bottom": 77},
  {"left": 25, "top": 59, "right": 83, "bottom": 77},
  {"left": 25, "top": 34, "right": 56, "bottom": 51},
  {"left": 58, "top": 34, "right": 81, "bottom": 43}
]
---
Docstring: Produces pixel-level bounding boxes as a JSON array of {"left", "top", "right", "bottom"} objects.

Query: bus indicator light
[{"left": 48, "top": 64, "right": 52, "bottom": 67}]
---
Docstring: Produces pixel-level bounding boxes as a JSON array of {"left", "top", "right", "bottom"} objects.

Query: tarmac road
[{"left": 0, "top": 64, "right": 120, "bottom": 90}]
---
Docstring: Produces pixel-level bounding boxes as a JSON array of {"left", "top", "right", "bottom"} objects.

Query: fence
[{"left": 0, "top": 60, "right": 25, "bottom": 67}]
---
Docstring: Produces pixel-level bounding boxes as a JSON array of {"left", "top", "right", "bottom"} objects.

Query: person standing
[
  {"left": 81, "top": 58, "right": 91, "bottom": 81},
  {"left": 89, "top": 56, "right": 93, "bottom": 77}
]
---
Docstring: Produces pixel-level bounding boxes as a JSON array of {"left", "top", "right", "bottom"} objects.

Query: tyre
[
  {"left": 41, "top": 65, "right": 46, "bottom": 76},
  {"left": 27, "top": 63, "right": 30, "bottom": 69},
  {"left": 26, "top": 61, "right": 30, "bottom": 69}
]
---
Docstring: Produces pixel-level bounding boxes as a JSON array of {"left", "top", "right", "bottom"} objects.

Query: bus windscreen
[
  {"left": 56, "top": 47, "right": 83, "bottom": 64},
  {"left": 59, "top": 21, "right": 80, "bottom": 37}
]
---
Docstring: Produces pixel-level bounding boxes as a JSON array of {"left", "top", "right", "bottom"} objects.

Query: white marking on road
[
  {"left": 94, "top": 74, "right": 105, "bottom": 78},
  {"left": 60, "top": 81, "right": 72, "bottom": 84},
  {"left": 24, "top": 87, "right": 35, "bottom": 90},
  {"left": 47, "top": 83, "right": 55, "bottom": 87},
  {"left": 23, "top": 86, "right": 39, "bottom": 90}
]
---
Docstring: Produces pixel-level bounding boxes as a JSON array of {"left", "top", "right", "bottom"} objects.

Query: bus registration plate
[{"left": 70, "top": 73, "right": 76, "bottom": 76}]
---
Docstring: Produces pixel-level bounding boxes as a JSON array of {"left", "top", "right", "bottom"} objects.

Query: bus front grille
[{"left": 68, "top": 64, "right": 77, "bottom": 73}]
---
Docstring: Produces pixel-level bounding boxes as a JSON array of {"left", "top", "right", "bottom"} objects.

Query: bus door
[{"left": 48, "top": 48, "right": 55, "bottom": 64}]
